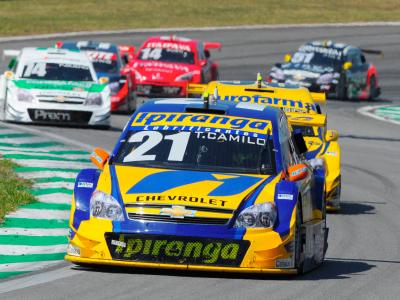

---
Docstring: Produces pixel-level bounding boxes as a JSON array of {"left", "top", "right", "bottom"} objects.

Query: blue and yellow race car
[{"left": 66, "top": 97, "right": 328, "bottom": 274}]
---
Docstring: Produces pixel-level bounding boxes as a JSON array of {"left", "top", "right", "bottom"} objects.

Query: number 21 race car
[{"left": 66, "top": 98, "right": 328, "bottom": 274}]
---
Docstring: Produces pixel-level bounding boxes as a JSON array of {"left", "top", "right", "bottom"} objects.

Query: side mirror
[
  {"left": 90, "top": 148, "right": 110, "bottom": 170},
  {"left": 343, "top": 61, "right": 352, "bottom": 70},
  {"left": 292, "top": 130, "right": 308, "bottom": 154},
  {"left": 8, "top": 58, "right": 17, "bottom": 70},
  {"left": 99, "top": 77, "right": 109, "bottom": 84},
  {"left": 4, "top": 71, "right": 14, "bottom": 79},
  {"left": 288, "top": 163, "right": 309, "bottom": 182},
  {"left": 122, "top": 54, "right": 130, "bottom": 65},
  {"left": 325, "top": 129, "right": 339, "bottom": 142},
  {"left": 284, "top": 54, "right": 292, "bottom": 63}
]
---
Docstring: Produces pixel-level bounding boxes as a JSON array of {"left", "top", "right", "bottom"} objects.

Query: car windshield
[
  {"left": 138, "top": 47, "right": 195, "bottom": 64},
  {"left": 113, "top": 129, "right": 276, "bottom": 175},
  {"left": 20, "top": 61, "right": 93, "bottom": 81},
  {"left": 85, "top": 51, "right": 119, "bottom": 74},
  {"left": 286, "top": 50, "right": 342, "bottom": 72}
]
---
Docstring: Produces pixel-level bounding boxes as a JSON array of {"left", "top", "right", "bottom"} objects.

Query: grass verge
[
  {"left": 0, "top": 158, "right": 36, "bottom": 222},
  {"left": 0, "top": 0, "right": 400, "bottom": 37}
]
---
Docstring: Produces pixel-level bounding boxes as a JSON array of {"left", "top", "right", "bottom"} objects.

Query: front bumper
[
  {"left": 5, "top": 101, "right": 110, "bottom": 127},
  {"left": 136, "top": 83, "right": 187, "bottom": 98},
  {"left": 66, "top": 219, "right": 297, "bottom": 274}
]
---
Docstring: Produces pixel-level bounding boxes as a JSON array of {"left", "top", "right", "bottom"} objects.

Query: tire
[
  {"left": 294, "top": 202, "right": 304, "bottom": 274},
  {"left": 335, "top": 75, "right": 347, "bottom": 100},
  {"left": 368, "top": 75, "right": 377, "bottom": 100}
]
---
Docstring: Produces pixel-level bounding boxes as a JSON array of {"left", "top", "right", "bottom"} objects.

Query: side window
[
  {"left": 279, "top": 114, "right": 296, "bottom": 169},
  {"left": 361, "top": 54, "right": 366, "bottom": 64},
  {"left": 349, "top": 49, "right": 362, "bottom": 66}
]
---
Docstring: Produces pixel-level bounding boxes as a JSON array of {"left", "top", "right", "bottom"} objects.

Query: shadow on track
[
  {"left": 71, "top": 258, "right": 375, "bottom": 281},
  {"left": 333, "top": 201, "right": 377, "bottom": 215}
]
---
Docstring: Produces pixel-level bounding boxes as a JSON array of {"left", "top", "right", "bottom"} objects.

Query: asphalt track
[{"left": 1, "top": 25, "right": 400, "bottom": 299}]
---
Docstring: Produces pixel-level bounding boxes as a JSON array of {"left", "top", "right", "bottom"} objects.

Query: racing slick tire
[
  {"left": 335, "top": 75, "right": 347, "bottom": 100},
  {"left": 125, "top": 92, "right": 135, "bottom": 114},
  {"left": 368, "top": 75, "right": 378, "bottom": 100},
  {"left": 294, "top": 201, "right": 305, "bottom": 274}
]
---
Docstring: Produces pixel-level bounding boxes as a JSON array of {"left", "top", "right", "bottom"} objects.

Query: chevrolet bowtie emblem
[
  {"left": 160, "top": 205, "right": 196, "bottom": 219},
  {"left": 55, "top": 95, "right": 66, "bottom": 102}
]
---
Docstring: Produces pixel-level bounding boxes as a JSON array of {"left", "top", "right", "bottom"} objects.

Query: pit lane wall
[{"left": 0, "top": 124, "right": 90, "bottom": 280}]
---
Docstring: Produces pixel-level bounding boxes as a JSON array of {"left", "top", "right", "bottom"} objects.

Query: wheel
[
  {"left": 335, "top": 75, "right": 347, "bottom": 100},
  {"left": 294, "top": 202, "right": 304, "bottom": 274},
  {"left": 368, "top": 75, "right": 377, "bottom": 100}
]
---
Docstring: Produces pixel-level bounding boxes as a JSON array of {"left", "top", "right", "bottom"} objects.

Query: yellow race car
[
  {"left": 66, "top": 98, "right": 328, "bottom": 274},
  {"left": 188, "top": 78, "right": 341, "bottom": 211}
]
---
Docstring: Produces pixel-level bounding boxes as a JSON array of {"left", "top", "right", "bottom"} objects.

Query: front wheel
[
  {"left": 368, "top": 75, "right": 378, "bottom": 100},
  {"left": 335, "top": 75, "right": 347, "bottom": 100}
]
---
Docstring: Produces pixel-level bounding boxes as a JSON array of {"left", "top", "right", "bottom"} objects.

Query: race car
[
  {"left": 268, "top": 40, "right": 381, "bottom": 100},
  {"left": 57, "top": 41, "right": 137, "bottom": 113},
  {"left": 189, "top": 78, "right": 341, "bottom": 211},
  {"left": 131, "top": 35, "right": 220, "bottom": 104},
  {"left": 66, "top": 98, "right": 328, "bottom": 274},
  {"left": 0, "top": 47, "right": 111, "bottom": 127}
]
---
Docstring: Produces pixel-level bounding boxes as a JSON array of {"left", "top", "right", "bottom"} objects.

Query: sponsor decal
[
  {"left": 131, "top": 112, "right": 271, "bottom": 136},
  {"left": 145, "top": 42, "right": 192, "bottom": 52},
  {"left": 134, "top": 195, "right": 228, "bottom": 207},
  {"left": 77, "top": 182, "right": 94, "bottom": 188},
  {"left": 326, "top": 151, "right": 337, "bottom": 156},
  {"left": 34, "top": 110, "right": 71, "bottom": 122},
  {"left": 216, "top": 94, "right": 317, "bottom": 112},
  {"left": 275, "top": 257, "right": 294, "bottom": 269},
  {"left": 86, "top": 51, "right": 116, "bottom": 64},
  {"left": 106, "top": 233, "right": 249, "bottom": 266},
  {"left": 277, "top": 194, "right": 294, "bottom": 200},
  {"left": 194, "top": 131, "right": 266, "bottom": 145}
]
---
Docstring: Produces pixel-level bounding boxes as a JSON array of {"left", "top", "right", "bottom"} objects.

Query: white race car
[{"left": 0, "top": 47, "right": 111, "bottom": 127}]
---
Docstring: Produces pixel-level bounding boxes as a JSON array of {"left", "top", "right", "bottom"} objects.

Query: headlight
[
  {"left": 85, "top": 93, "right": 103, "bottom": 106},
  {"left": 175, "top": 72, "right": 194, "bottom": 82},
  {"left": 108, "top": 82, "right": 120, "bottom": 95},
  {"left": 90, "top": 190, "right": 124, "bottom": 221},
  {"left": 316, "top": 73, "right": 333, "bottom": 85},
  {"left": 234, "top": 202, "right": 276, "bottom": 228},
  {"left": 17, "top": 89, "right": 34, "bottom": 102}
]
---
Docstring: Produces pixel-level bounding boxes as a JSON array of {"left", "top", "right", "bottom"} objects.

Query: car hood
[
  {"left": 103, "top": 165, "right": 273, "bottom": 213},
  {"left": 133, "top": 60, "right": 199, "bottom": 83}
]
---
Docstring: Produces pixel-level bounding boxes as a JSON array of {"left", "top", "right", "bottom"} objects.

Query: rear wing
[
  {"left": 361, "top": 48, "right": 384, "bottom": 57},
  {"left": 204, "top": 42, "right": 222, "bottom": 51},
  {"left": 310, "top": 92, "right": 326, "bottom": 103},
  {"left": 3, "top": 50, "right": 20, "bottom": 60},
  {"left": 186, "top": 83, "right": 207, "bottom": 96}
]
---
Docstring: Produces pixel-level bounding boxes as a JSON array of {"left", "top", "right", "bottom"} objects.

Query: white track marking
[
  {"left": 0, "top": 136, "right": 53, "bottom": 144},
  {"left": 36, "top": 193, "right": 72, "bottom": 204},
  {"left": 0, "top": 122, "right": 96, "bottom": 151},
  {"left": 358, "top": 105, "right": 400, "bottom": 126},
  {"left": 9, "top": 159, "right": 91, "bottom": 169},
  {"left": 18, "top": 171, "right": 78, "bottom": 180},
  {"left": 0, "top": 261, "right": 63, "bottom": 272},
  {"left": 0, "top": 228, "right": 68, "bottom": 236},
  {"left": 0, "top": 266, "right": 77, "bottom": 293},
  {"left": 0, "top": 244, "right": 66, "bottom": 255},
  {"left": 0, "top": 149, "right": 89, "bottom": 160},
  {"left": 6, "top": 209, "right": 70, "bottom": 220},
  {"left": 1, "top": 22, "right": 400, "bottom": 43},
  {"left": 33, "top": 182, "right": 74, "bottom": 190}
]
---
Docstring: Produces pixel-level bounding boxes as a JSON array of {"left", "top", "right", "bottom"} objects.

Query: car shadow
[
  {"left": 71, "top": 258, "right": 375, "bottom": 281},
  {"left": 331, "top": 201, "right": 377, "bottom": 215}
]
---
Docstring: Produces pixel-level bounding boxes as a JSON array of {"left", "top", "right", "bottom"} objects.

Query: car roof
[
  {"left": 60, "top": 41, "right": 118, "bottom": 53},
  {"left": 19, "top": 47, "right": 90, "bottom": 63},
  {"left": 199, "top": 81, "right": 320, "bottom": 114},
  {"left": 141, "top": 35, "right": 198, "bottom": 50},
  {"left": 135, "top": 98, "right": 282, "bottom": 122}
]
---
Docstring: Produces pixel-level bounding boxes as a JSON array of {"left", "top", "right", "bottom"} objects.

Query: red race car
[
  {"left": 131, "top": 35, "right": 220, "bottom": 103},
  {"left": 57, "top": 41, "right": 137, "bottom": 112}
]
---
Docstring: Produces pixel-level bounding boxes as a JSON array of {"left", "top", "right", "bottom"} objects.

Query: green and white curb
[
  {"left": 0, "top": 124, "right": 91, "bottom": 280},
  {"left": 358, "top": 105, "right": 400, "bottom": 125}
]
